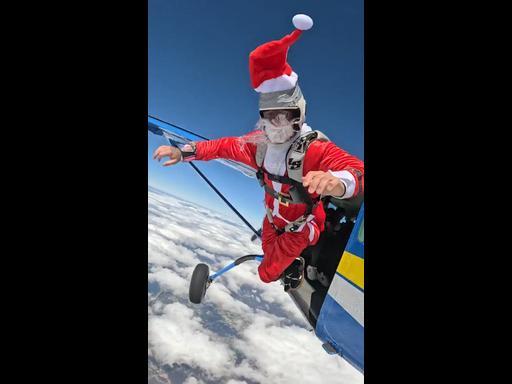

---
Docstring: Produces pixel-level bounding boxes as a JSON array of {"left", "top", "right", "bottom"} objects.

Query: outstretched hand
[
  {"left": 153, "top": 146, "right": 182, "bottom": 166},
  {"left": 302, "top": 171, "right": 346, "bottom": 197}
]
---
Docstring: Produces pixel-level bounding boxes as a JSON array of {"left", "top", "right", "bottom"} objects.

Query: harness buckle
[{"left": 278, "top": 193, "right": 289, "bottom": 207}]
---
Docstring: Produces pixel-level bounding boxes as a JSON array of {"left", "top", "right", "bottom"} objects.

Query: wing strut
[{"left": 187, "top": 161, "right": 261, "bottom": 239}]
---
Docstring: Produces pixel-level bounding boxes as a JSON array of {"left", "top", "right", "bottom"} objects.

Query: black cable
[{"left": 188, "top": 162, "right": 261, "bottom": 239}]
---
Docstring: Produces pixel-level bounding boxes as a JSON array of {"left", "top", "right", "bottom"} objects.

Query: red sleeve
[
  {"left": 194, "top": 137, "right": 258, "bottom": 170},
  {"left": 305, "top": 141, "right": 365, "bottom": 196}
]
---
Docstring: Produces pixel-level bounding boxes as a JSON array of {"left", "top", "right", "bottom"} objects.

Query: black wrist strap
[{"left": 178, "top": 143, "right": 196, "bottom": 161}]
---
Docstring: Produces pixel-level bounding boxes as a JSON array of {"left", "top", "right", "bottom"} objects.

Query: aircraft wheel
[{"left": 189, "top": 263, "right": 210, "bottom": 304}]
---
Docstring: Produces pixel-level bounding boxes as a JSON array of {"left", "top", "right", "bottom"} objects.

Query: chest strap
[{"left": 256, "top": 169, "right": 314, "bottom": 207}]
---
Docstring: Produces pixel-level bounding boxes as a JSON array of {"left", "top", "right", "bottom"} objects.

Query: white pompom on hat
[{"left": 292, "top": 14, "right": 313, "bottom": 31}]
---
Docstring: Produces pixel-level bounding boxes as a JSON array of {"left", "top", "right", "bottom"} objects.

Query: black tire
[{"left": 189, "top": 263, "right": 210, "bottom": 304}]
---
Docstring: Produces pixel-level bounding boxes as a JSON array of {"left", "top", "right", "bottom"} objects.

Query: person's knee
[
  {"left": 257, "top": 265, "right": 273, "bottom": 283},
  {"left": 258, "top": 263, "right": 281, "bottom": 283}
]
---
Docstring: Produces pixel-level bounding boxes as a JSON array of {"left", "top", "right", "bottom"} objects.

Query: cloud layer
[{"left": 148, "top": 186, "right": 363, "bottom": 383}]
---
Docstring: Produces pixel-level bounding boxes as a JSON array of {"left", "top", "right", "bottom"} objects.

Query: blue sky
[{"left": 148, "top": 0, "right": 364, "bottom": 229}]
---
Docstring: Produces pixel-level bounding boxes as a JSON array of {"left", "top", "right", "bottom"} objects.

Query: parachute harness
[{"left": 255, "top": 130, "right": 330, "bottom": 234}]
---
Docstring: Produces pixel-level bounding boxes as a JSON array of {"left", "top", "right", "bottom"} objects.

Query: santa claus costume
[{"left": 181, "top": 14, "right": 364, "bottom": 289}]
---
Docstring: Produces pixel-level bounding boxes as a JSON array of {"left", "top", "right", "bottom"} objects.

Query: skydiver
[{"left": 153, "top": 15, "right": 364, "bottom": 292}]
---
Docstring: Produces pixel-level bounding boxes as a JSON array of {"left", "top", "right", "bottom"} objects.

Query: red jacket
[{"left": 193, "top": 132, "right": 364, "bottom": 232}]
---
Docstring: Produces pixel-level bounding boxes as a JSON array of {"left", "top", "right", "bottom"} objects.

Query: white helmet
[{"left": 259, "top": 84, "right": 306, "bottom": 131}]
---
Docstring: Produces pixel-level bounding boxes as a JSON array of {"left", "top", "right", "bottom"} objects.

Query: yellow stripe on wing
[{"left": 337, "top": 251, "right": 364, "bottom": 290}]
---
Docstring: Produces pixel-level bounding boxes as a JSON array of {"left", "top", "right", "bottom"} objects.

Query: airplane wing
[{"left": 315, "top": 203, "right": 364, "bottom": 373}]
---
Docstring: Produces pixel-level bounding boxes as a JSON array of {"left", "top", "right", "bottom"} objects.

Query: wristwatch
[{"left": 179, "top": 142, "right": 197, "bottom": 162}]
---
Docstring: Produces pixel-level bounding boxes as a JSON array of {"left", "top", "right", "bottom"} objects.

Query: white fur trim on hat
[{"left": 254, "top": 72, "right": 298, "bottom": 93}]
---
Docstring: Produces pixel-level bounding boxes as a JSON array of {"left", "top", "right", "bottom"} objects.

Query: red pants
[{"left": 258, "top": 216, "right": 321, "bottom": 283}]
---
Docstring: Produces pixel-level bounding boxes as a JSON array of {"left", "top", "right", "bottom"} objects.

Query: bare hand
[
  {"left": 153, "top": 146, "right": 182, "bottom": 166},
  {"left": 302, "top": 171, "right": 346, "bottom": 197}
]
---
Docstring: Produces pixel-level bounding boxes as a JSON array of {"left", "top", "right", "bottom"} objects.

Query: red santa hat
[{"left": 249, "top": 14, "right": 313, "bottom": 94}]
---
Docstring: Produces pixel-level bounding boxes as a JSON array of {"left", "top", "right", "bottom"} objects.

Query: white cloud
[
  {"left": 205, "top": 282, "right": 252, "bottom": 315},
  {"left": 148, "top": 187, "right": 363, "bottom": 384},
  {"left": 194, "top": 248, "right": 216, "bottom": 260},
  {"left": 183, "top": 376, "right": 203, "bottom": 384},
  {"left": 232, "top": 317, "right": 363, "bottom": 384},
  {"left": 148, "top": 302, "right": 236, "bottom": 379},
  {"left": 148, "top": 267, "right": 190, "bottom": 298}
]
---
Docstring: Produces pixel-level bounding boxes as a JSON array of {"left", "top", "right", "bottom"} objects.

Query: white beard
[
  {"left": 257, "top": 117, "right": 297, "bottom": 144},
  {"left": 238, "top": 118, "right": 312, "bottom": 152},
  {"left": 238, "top": 117, "right": 297, "bottom": 146}
]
